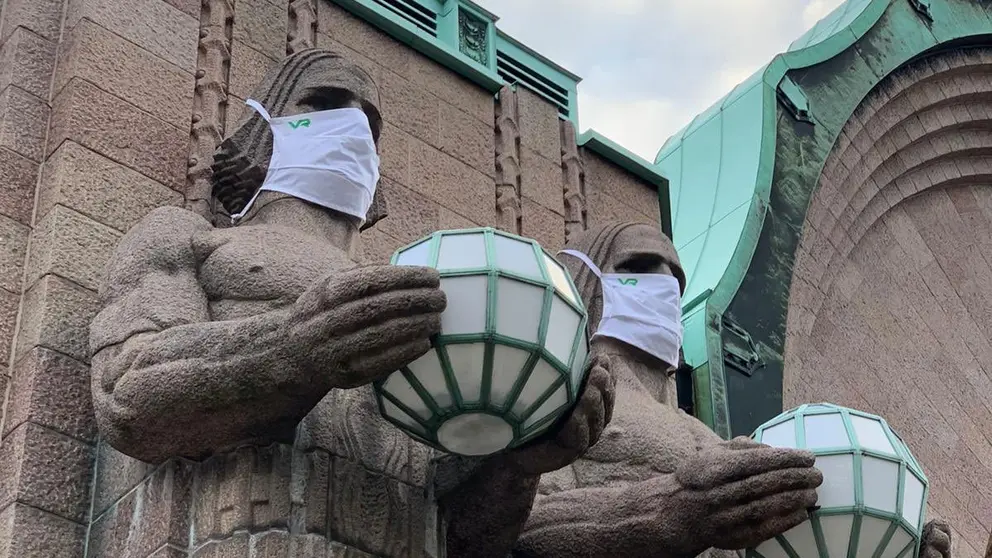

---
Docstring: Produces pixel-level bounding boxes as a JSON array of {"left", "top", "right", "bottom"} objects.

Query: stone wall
[
  {"left": 784, "top": 47, "right": 992, "bottom": 557},
  {"left": 0, "top": 0, "right": 661, "bottom": 556}
]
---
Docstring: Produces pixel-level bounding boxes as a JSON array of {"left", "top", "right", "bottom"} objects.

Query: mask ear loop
[
  {"left": 558, "top": 249, "right": 602, "bottom": 277},
  {"left": 558, "top": 249, "right": 614, "bottom": 327},
  {"left": 230, "top": 100, "right": 273, "bottom": 224}
]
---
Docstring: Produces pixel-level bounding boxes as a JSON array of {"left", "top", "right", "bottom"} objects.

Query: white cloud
[
  {"left": 802, "top": 0, "right": 848, "bottom": 30},
  {"left": 576, "top": 92, "right": 681, "bottom": 161},
  {"left": 477, "top": 0, "right": 836, "bottom": 159}
]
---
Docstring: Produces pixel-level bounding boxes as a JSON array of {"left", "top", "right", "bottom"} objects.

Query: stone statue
[
  {"left": 512, "top": 222, "right": 953, "bottom": 558},
  {"left": 88, "top": 49, "right": 612, "bottom": 558}
]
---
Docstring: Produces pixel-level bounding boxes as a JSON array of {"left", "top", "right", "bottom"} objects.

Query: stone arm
[
  {"left": 511, "top": 474, "right": 703, "bottom": 558},
  {"left": 89, "top": 207, "right": 324, "bottom": 463}
]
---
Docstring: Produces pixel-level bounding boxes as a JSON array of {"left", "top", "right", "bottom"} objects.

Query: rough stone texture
[
  {"left": 0, "top": 0, "right": 64, "bottom": 43},
  {"left": 38, "top": 141, "right": 183, "bottom": 233},
  {"left": 0, "top": 289, "right": 17, "bottom": 366},
  {"left": 0, "top": 86, "right": 49, "bottom": 162},
  {"left": 49, "top": 78, "right": 188, "bottom": 191},
  {"left": 54, "top": 18, "right": 194, "bottom": 130},
  {"left": 25, "top": 205, "right": 121, "bottom": 291},
  {"left": 0, "top": 423, "right": 93, "bottom": 522},
  {"left": 784, "top": 48, "right": 992, "bottom": 557},
  {"left": 0, "top": 27, "right": 58, "bottom": 100},
  {"left": 582, "top": 153, "right": 661, "bottom": 230},
  {"left": 228, "top": 40, "right": 279, "bottom": 101},
  {"left": 88, "top": 458, "right": 193, "bottom": 558},
  {"left": 0, "top": 147, "right": 39, "bottom": 225},
  {"left": 233, "top": 0, "right": 288, "bottom": 61},
  {"left": 63, "top": 0, "right": 199, "bottom": 72},
  {"left": 0, "top": 503, "right": 85, "bottom": 558},
  {"left": 4, "top": 347, "right": 96, "bottom": 441},
  {"left": 0, "top": 215, "right": 29, "bottom": 292},
  {"left": 15, "top": 274, "right": 100, "bottom": 363}
]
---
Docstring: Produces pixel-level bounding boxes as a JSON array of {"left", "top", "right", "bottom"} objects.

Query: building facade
[
  {"left": 1, "top": 0, "right": 991, "bottom": 555},
  {"left": 660, "top": 0, "right": 992, "bottom": 555},
  {"left": 0, "top": 0, "right": 666, "bottom": 556}
]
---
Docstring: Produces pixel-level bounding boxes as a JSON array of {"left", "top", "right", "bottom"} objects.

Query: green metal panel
[{"left": 656, "top": 0, "right": 992, "bottom": 436}]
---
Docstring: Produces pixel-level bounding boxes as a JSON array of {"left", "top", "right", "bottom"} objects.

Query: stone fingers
[
  {"left": 704, "top": 467, "right": 823, "bottom": 509},
  {"left": 587, "top": 359, "right": 616, "bottom": 426},
  {"left": 322, "top": 286, "right": 446, "bottom": 336},
  {"left": 315, "top": 265, "right": 442, "bottom": 311},
  {"left": 681, "top": 446, "right": 817, "bottom": 489}
]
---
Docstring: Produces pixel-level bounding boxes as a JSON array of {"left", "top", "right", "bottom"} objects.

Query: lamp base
[{"left": 436, "top": 413, "right": 514, "bottom": 456}]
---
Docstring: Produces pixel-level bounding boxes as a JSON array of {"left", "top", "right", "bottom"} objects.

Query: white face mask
[
  {"left": 232, "top": 99, "right": 381, "bottom": 224},
  {"left": 559, "top": 249, "right": 684, "bottom": 367}
]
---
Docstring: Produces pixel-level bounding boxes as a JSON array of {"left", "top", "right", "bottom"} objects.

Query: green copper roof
[
  {"left": 655, "top": 0, "right": 889, "bottom": 324},
  {"left": 655, "top": 0, "right": 992, "bottom": 437}
]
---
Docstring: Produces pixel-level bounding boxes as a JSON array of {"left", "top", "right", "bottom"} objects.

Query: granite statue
[
  {"left": 512, "top": 222, "right": 953, "bottom": 558},
  {"left": 88, "top": 49, "right": 614, "bottom": 557}
]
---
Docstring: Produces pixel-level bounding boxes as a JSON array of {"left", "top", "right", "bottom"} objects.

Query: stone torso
[{"left": 189, "top": 223, "right": 442, "bottom": 558}]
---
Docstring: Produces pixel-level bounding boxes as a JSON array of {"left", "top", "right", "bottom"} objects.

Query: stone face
[
  {"left": 37, "top": 141, "right": 183, "bottom": 233},
  {"left": 0, "top": 423, "right": 93, "bottom": 522},
  {"left": 5, "top": 347, "right": 96, "bottom": 441},
  {"left": 0, "top": 28, "right": 57, "bottom": 100},
  {"left": 54, "top": 18, "right": 195, "bottom": 130},
  {"left": 49, "top": 78, "right": 188, "bottom": 191}
]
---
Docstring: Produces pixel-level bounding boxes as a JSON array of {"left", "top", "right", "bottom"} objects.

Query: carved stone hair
[{"left": 210, "top": 48, "right": 387, "bottom": 229}]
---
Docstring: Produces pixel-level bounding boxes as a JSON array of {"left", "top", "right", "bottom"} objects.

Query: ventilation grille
[
  {"left": 372, "top": 0, "right": 437, "bottom": 36},
  {"left": 496, "top": 50, "right": 570, "bottom": 117}
]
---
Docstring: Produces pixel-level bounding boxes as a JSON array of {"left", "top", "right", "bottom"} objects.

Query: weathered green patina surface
[{"left": 656, "top": 0, "right": 992, "bottom": 438}]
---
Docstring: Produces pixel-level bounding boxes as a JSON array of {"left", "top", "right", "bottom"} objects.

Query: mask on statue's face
[
  {"left": 231, "top": 98, "right": 381, "bottom": 225},
  {"left": 560, "top": 248, "right": 683, "bottom": 369}
]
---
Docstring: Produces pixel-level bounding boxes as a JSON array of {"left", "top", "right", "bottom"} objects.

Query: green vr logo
[
  {"left": 617, "top": 278, "right": 638, "bottom": 286},
  {"left": 288, "top": 119, "right": 311, "bottom": 129}
]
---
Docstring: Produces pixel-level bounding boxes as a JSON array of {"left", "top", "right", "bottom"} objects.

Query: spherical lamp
[
  {"left": 374, "top": 228, "right": 590, "bottom": 457},
  {"left": 747, "top": 403, "right": 928, "bottom": 558}
]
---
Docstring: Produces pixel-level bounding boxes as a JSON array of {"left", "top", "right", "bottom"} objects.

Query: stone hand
[
  {"left": 616, "top": 436, "right": 822, "bottom": 555},
  {"left": 286, "top": 264, "right": 446, "bottom": 389},
  {"left": 919, "top": 520, "right": 952, "bottom": 558},
  {"left": 502, "top": 351, "right": 615, "bottom": 476}
]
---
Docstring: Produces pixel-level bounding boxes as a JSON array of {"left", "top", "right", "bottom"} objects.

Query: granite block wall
[{"left": 0, "top": 0, "right": 661, "bottom": 555}]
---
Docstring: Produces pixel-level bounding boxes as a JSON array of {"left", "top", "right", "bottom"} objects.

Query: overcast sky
[{"left": 476, "top": 0, "right": 847, "bottom": 161}]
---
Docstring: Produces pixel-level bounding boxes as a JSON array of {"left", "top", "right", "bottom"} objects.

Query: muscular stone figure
[
  {"left": 512, "top": 222, "right": 953, "bottom": 558},
  {"left": 89, "top": 49, "right": 612, "bottom": 558}
]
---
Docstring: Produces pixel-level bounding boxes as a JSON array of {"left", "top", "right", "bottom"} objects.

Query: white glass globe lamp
[
  {"left": 373, "top": 228, "right": 590, "bottom": 457},
  {"left": 745, "top": 403, "right": 928, "bottom": 558}
]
